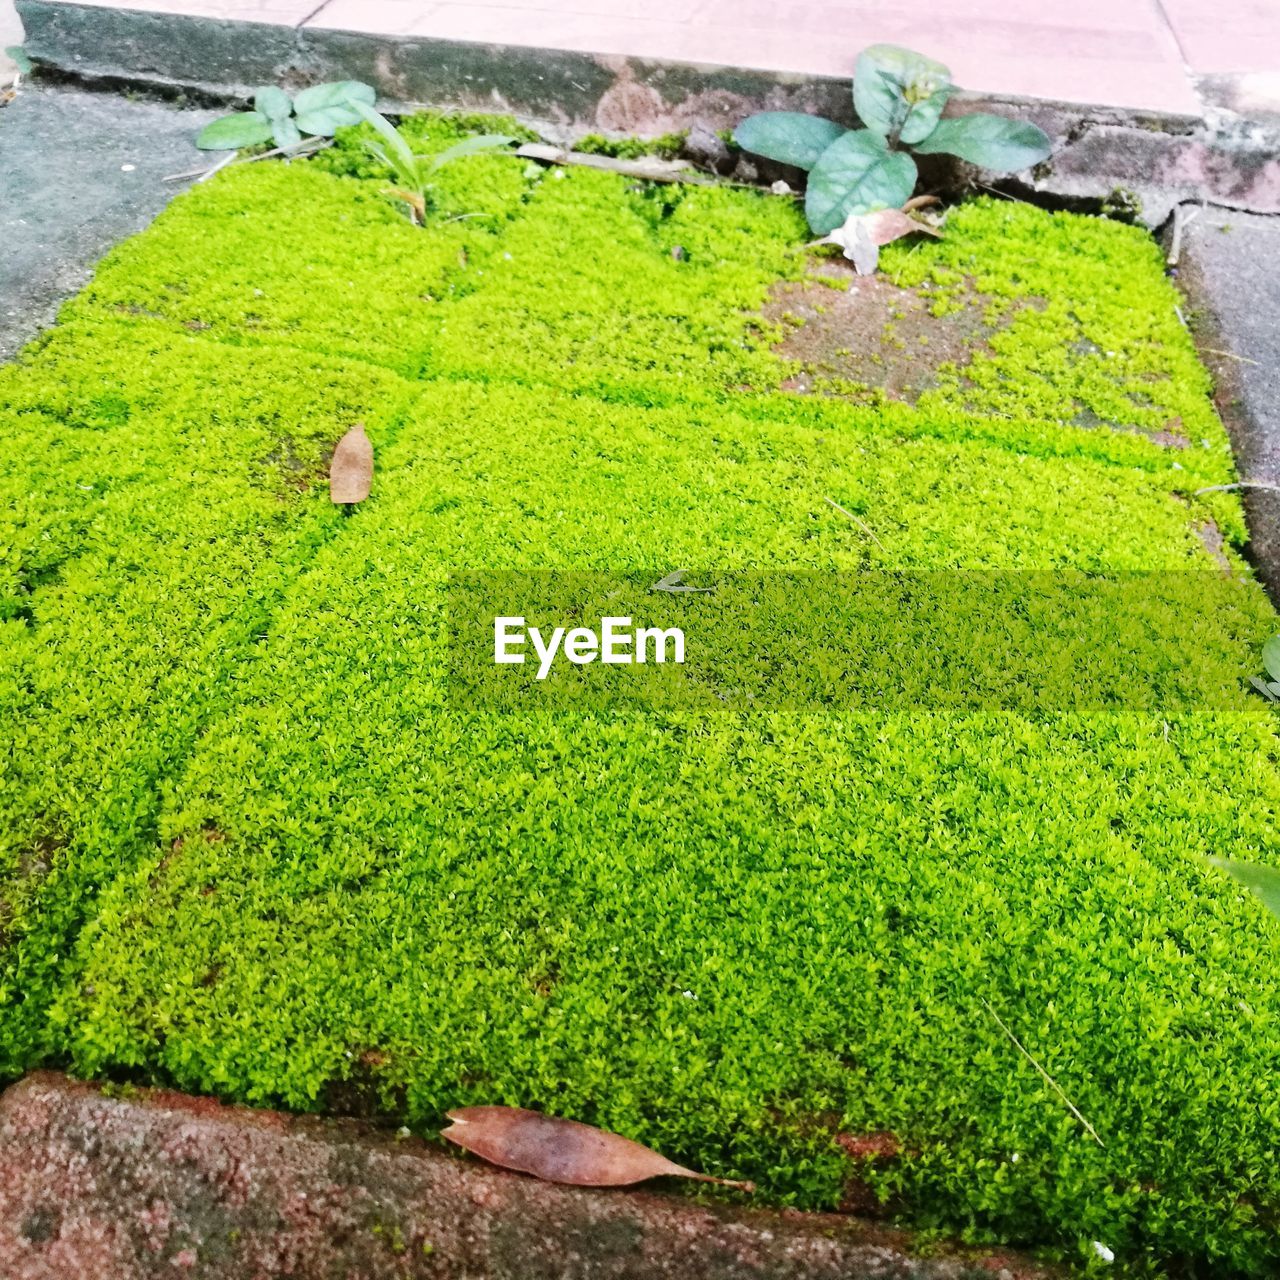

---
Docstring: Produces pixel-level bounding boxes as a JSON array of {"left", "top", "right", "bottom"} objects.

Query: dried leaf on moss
[
  {"left": 329, "top": 423, "right": 373, "bottom": 504},
  {"left": 809, "top": 202, "right": 942, "bottom": 275},
  {"left": 442, "top": 1106, "right": 755, "bottom": 1190}
]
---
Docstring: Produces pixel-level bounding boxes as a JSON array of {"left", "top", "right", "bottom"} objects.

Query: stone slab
[
  {"left": 1175, "top": 207, "right": 1280, "bottom": 596},
  {"left": 0, "top": 1072, "right": 1057, "bottom": 1280}
]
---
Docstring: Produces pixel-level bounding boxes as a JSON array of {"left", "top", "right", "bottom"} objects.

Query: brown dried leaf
[
  {"left": 329, "top": 423, "right": 373, "bottom": 504},
  {"left": 901, "top": 194, "right": 942, "bottom": 212},
  {"left": 863, "top": 208, "right": 941, "bottom": 246},
  {"left": 383, "top": 186, "right": 426, "bottom": 226},
  {"left": 442, "top": 1106, "right": 755, "bottom": 1191}
]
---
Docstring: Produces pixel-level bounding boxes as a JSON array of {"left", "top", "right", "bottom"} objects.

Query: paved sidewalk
[
  {"left": 0, "top": 82, "right": 215, "bottom": 360},
  {"left": 20, "top": 0, "right": 1280, "bottom": 116}
]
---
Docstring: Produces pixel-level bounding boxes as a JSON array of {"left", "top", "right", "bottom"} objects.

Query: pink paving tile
[
  {"left": 694, "top": 0, "right": 1176, "bottom": 32},
  {"left": 307, "top": 0, "right": 1199, "bottom": 111},
  {"left": 1158, "top": 0, "right": 1280, "bottom": 74},
  {"left": 311, "top": 0, "right": 688, "bottom": 33},
  {"left": 56, "top": 0, "right": 320, "bottom": 24}
]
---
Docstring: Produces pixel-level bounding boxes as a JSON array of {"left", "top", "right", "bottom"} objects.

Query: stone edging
[{"left": 0, "top": 1072, "right": 1059, "bottom": 1279}]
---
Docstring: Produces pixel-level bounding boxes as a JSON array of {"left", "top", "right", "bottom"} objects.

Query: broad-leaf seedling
[{"left": 735, "top": 44, "right": 1052, "bottom": 234}]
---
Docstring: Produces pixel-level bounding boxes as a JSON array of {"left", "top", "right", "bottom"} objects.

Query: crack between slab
[
  {"left": 1148, "top": 0, "right": 1205, "bottom": 118},
  {"left": 1150, "top": 0, "right": 1193, "bottom": 68},
  {"left": 295, "top": 0, "right": 331, "bottom": 29}
]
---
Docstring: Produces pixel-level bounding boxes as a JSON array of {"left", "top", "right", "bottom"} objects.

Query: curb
[
  {"left": 0, "top": 1072, "right": 1059, "bottom": 1279},
  {"left": 16, "top": 0, "right": 1280, "bottom": 227},
  {"left": 1173, "top": 208, "right": 1280, "bottom": 598}
]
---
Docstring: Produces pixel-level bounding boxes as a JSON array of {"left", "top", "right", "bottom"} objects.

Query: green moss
[
  {"left": 0, "top": 139, "right": 1277, "bottom": 1277},
  {"left": 879, "top": 202, "right": 1229, "bottom": 476},
  {"left": 572, "top": 131, "right": 688, "bottom": 160}
]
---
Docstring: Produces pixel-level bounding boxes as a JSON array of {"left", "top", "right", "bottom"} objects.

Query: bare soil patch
[{"left": 762, "top": 259, "right": 999, "bottom": 402}]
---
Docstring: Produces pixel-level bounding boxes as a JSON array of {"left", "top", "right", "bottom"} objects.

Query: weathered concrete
[
  {"left": 1022, "top": 122, "right": 1280, "bottom": 227},
  {"left": 1175, "top": 208, "right": 1280, "bottom": 597},
  {"left": 0, "top": 82, "right": 216, "bottom": 361},
  {"left": 0, "top": 1072, "right": 1055, "bottom": 1280},
  {"left": 1196, "top": 73, "right": 1280, "bottom": 127},
  {"left": 18, "top": 0, "right": 1280, "bottom": 226}
]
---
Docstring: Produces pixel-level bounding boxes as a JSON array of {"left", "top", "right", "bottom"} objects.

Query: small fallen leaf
[
  {"left": 329, "top": 423, "right": 373, "bottom": 504},
  {"left": 653, "top": 569, "right": 714, "bottom": 595},
  {"left": 864, "top": 207, "right": 942, "bottom": 246},
  {"left": 442, "top": 1106, "right": 755, "bottom": 1191},
  {"left": 807, "top": 200, "right": 943, "bottom": 275}
]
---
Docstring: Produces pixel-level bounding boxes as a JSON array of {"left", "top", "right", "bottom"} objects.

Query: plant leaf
[
  {"left": 271, "top": 116, "right": 304, "bottom": 151},
  {"left": 913, "top": 114, "right": 1051, "bottom": 171},
  {"left": 293, "top": 79, "right": 376, "bottom": 114},
  {"left": 1210, "top": 858, "right": 1280, "bottom": 921},
  {"left": 853, "top": 44, "right": 952, "bottom": 142},
  {"left": 733, "top": 112, "right": 848, "bottom": 171},
  {"left": 428, "top": 133, "right": 517, "bottom": 170},
  {"left": 293, "top": 81, "right": 376, "bottom": 134},
  {"left": 295, "top": 106, "right": 359, "bottom": 136},
  {"left": 352, "top": 102, "right": 419, "bottom": 178},
  {"left": 442, "top": 1106, "right": 754, "bottom": 1190},
  {"left": 1250, "top": 676, "right": 1279, "bottom": 702},
  {"left": 195, "top": 111, "right": 275, "bottom": 151},
  {"left": 329, "top": 423, "right": 373, "bottom": 504},
  {"left": 254, "top": 85, "right": 293, "bottom": 123},
  {"left": 1262, "top": 634, "right": 1280, "bottom": 683},
  {"left": 804, "top": 130, "right": 917, "bottom": 235}
]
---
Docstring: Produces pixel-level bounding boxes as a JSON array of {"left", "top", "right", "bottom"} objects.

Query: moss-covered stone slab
[{"left": 1, "top": 115, "right": 1278, "bottom": 1276}]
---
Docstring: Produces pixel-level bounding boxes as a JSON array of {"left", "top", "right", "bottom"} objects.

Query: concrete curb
[
  {"left": 1174, "top": 208, "right": 1280, "bottom": 598},
  {"left": 16, "top": 0, "right": 1280, "bottom": 226},
  {"left": 0, "top": 1072, "right": 1059, "bottom": 1280}
]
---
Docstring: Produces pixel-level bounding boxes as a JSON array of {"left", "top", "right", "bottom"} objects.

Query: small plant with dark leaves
[
  {"left": 735, "top": 44, "right": 1052, "bottom": 234},
  {"left": 352, "top": 102, "right": 515, "bottom": 225},
  {"left": 196, "top": 81, "right": 376, "bottom": 152}
]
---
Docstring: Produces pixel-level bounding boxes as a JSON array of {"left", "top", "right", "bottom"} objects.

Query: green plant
[
  {"left": 1205, "top": 639, "right": 1280, "bottom": 924},
  {"left": 352, "top": 103, "right": 515, "bottom": 225},
  {"left": 734, "top": 45, "right": 1052, "bottom": 233},
  {"left": 196, "top": 81, "right": 375, "bottom": 152},
  {"left": 1212, "top": 858, "right": 1280, "bottom": 920}
]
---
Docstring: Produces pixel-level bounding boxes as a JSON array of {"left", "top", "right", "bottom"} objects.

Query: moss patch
[{"left": 1, "top": 115, "right": 1279, "bottom": 1276}]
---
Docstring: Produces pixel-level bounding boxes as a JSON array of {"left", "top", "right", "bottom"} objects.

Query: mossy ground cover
[{"left": 2, "top": 115, "right": 1280, "bottom": 1274}]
